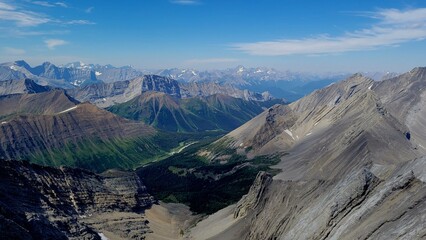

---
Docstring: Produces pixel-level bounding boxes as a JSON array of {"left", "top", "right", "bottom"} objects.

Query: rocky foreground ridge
[
  {"left": 0, "top": 160, "right": 155, "bottom": 240},
  {"left": 186, "top": 68, "right": 426, "bottom": 239}
]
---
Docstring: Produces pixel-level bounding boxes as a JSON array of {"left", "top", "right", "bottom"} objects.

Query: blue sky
[{"left": 0, "top": 0, "right": 425, "bottom": 72}]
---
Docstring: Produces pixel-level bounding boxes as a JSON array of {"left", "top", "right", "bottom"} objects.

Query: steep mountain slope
[
  {"left": 107, "top": 92, "right": 269, "bottom": 132},
  {"left": 0, "top": 160, "right": 154, "bottom": 240},
  {"left": 186, "top": 69, "right": 426, "bottom": 239},
  {"left": 0, "top": 90, "right": 79, "bottom": 120},
  {"left": 0, "top": 102, "right": 162, "bottom": 172},
  {"left": 373, "top": 67, "right": 426, "bottom": 153},
  {"left": 0, "top": 78, "right": 52, "bottom": 96}
]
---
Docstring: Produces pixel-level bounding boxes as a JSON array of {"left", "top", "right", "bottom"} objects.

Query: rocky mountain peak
[
  {"left": 14, "top": 60, "right": 31, "bottom": 69},
  {"left": 408, "top": 66, "right": 426, "bottom": 79}
]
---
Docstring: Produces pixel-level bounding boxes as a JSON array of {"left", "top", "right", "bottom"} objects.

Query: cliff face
[{"left": 0, "top": 160, "right": 155, "bottom": 240}]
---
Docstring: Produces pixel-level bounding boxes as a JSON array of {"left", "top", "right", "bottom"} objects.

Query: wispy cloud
[
  {"left": 66, "top": 20, "right": 95, "bottom": 25},
  {"left": 45, "top": 39, "right": 68, "bottom": 49},
  {"left": 3, "top": 47, "right": 26, "bottom": 55},
  {"left": 31, "top": 1, "right": 54, "bottom": 7},
  {"left": 28, "top": 1, "right": 67, "bottom": 8},
  {"left": 170, "top": 0, "right": 200, "bottom": 5},
  {"left": 0, "top": 1, "right": 51, "bottom": 26},
  {"left": 0, "top": 2, "right": 15, "bottom": 10},
  {"left": 85, "top": 6, "right": 94, "bottom": 13},
  {"left": 0, "top": 28, "right": 69, "bottom": 37},
  {"left": 55, "top": 2, "right": 67, "bottom": 8},
  {"left": 232, "top": 8, "right": 426, "bottom": 56},
  {"left": 0, "top": 1, "right": 94, "bottom": 27}
]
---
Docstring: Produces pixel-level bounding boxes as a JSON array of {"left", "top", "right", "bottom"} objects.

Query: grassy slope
[
  {"left": 107, "top": 93, "right": 271, "bottom": 132},
  {"left": 26, "top": 131, "right": 225, "bottom": 173}
]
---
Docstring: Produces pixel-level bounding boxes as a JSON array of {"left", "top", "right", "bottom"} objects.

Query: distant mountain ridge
[
  {"left": 0, "top": 60, "right": 402, "bottom": 102},
  {"left": 0, "top": 60, "right": 101, "bottom": 88},
  {"left": 67, "top": 75, "right": 272, "bottom": 108}
]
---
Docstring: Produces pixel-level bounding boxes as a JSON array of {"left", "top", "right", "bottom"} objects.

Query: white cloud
[
  {"left": 232, "top": 8, "right": 426, "bottom": 56},
  {"left": 0, "top": 1, "right": 92, "bottom": 27},
  {"left": 32, "top": 1, "right": 55, "bottom": 7},
  {"left": 3, "top": 47, "right": 26, "bottom": 55},
  {"left": 170, "top": 0, "right": 200, "bottom": 5},
  {"left": 66, "top": 20, "right": 95, "bottom": 25},
  {"left": 45, "top": 39, "right": 68, "bottom": 49},
  {"left": 0, "top": 9, "right": 50, "bottom": 26}
]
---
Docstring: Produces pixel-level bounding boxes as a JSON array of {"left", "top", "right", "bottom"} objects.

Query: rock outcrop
[
  {"left": 0, "top": 160, "right": 155, "bottom": 239},
  {"left": 233, "top": 171, "right": 272, "bottom": 219}
]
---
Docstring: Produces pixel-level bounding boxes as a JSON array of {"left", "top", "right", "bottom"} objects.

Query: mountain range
[
  {"left": 66, "top": 75, "right": 273, "bottom": 108},
  {"left": 1, "top": 61, "right": 426, "bottom": 239},
  {"left": 1, "top": 60, "right": 401, "bottom": 103}
]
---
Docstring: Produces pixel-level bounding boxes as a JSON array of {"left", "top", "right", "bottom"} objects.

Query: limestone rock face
[
  {"left": 233, "top": 171, "right": 272, "bottom": 219},
  {"left": 0, "top": 160, "right": 155, "bottom": 239}
]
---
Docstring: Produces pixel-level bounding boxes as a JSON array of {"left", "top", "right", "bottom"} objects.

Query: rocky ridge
[
  {"left": 0, "top": 160, "right": 155, "bottom": 240},
  {"left": 187, "top": 68, "right": 426, "bottom": 239}
]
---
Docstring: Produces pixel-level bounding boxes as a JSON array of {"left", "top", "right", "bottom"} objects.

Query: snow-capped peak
[{"left": 237, "top": 66, "right": 245, "bottom": 73}]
